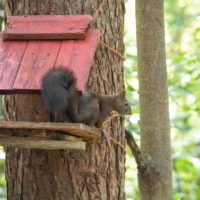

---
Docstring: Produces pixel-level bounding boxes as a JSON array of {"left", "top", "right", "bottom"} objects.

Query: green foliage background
[
  {"left": 0, "top": 0, "right": 200, "bottom": 199},
  {"left": 125, "top": 0, "right": 200, "bottom": 199}
]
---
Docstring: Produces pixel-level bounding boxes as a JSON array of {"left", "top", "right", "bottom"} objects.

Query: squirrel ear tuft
[{"left": 119, "top": 90, "right": 125, "bottom": 97}]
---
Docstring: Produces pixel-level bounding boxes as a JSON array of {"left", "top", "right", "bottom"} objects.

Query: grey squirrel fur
[{"left": 41, "top": 68, "right": 131, "bottom": 127}]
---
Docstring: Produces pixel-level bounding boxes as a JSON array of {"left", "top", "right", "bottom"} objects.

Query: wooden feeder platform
[
  {"left": 0, "top": 121, "right": 101, "bottom": 150},
  {"left": 0, "top": 15, "right": 101, "bottom": 150}
]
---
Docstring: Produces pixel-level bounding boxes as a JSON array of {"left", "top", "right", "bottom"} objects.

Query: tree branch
[
  {"left": 125, "top": 129, "right": 162, "bottom": 193},
  {"left": 125, "top": 129, "right": 147, "bottom": 173}
]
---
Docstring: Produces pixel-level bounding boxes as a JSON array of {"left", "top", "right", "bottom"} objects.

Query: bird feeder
[{"left": 0, "top": 15, "right": 101, "bottom": 150}]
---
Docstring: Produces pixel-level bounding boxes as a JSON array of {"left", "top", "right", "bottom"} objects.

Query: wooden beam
[
  {"left": 2, "top": 15, "right": 92, "bottom": 40},
  {"left": 0, "top": 129, "right": 83, "bottom": 141},
  {"left": 0, "top": 121, "right": 101, "bottom": 139},
  {"left": 0, "top": 136, "right": 86, "bottom": 150}
]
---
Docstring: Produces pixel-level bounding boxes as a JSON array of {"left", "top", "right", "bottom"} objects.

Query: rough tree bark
[
  {"left": 4, "top": 0, "right": 125, "bottom": 199},
  {"left": 135, "top": 0, "right": 172, "bottom": 199}
]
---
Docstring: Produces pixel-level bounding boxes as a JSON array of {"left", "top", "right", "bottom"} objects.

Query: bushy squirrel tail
[{"left": 41, "top": 68, "right": 76, "bottom": 112}]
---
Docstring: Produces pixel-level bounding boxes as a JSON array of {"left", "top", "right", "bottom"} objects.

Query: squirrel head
[{"left": 113, "top": 91, "right": 132, "bottom": 115}]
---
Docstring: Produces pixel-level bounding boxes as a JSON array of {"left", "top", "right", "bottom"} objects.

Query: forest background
[{"left": 0, "top": 0, "right": 200, "bottom": 199}]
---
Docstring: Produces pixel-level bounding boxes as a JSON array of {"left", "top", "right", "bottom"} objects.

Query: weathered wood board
[
  {"left": 13, "top": 41, "right": 62, "bottom": 90},
  {"left": 0, "top": 29, "right": 100, "bottom": 93},
  {"left": 0, "top": 121, "right": 101, "bottom": 139},
  {"left": 0, "top": 136, "right": 86, "bottom": 150},
  {"left": 0, "top": 39, "right": 28, "bottom": 92},
  {"left": 55, "top": 29, "right": 100, "bottom": 90},
  {"left": 2, "top": 15, "right": 92, "bottom": 40}
]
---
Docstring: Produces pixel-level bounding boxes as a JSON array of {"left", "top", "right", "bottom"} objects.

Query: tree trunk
[
  {"left": 135, "top": 0, "right": 172, "bottom": 199},
  {"left": 4, "top": 1, "right": 125, "bottom": 200}
]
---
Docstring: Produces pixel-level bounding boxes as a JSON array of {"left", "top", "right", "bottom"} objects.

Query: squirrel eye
[{"left": 124, "top": 102, "right": 129, "bottom": 106}]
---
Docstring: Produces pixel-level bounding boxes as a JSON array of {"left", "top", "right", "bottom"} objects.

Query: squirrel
[{"left": 41, "top": 67, "right": 132, "bottom": 127}]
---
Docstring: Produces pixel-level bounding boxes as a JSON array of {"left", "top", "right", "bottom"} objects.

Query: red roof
[
  {"left": 3, "top": 15, "right": 92, "bottom": 40},
  {"left": 0, "top": 15, "right": 100, "bottom": 93}
]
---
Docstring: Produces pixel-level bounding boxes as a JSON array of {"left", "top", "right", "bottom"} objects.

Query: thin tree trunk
[
  {"left": 4, "top": 1, "right": 125, "bottom": 199},
  {"left": 135, "top": 0, "right": 172, "bottom": 199}
]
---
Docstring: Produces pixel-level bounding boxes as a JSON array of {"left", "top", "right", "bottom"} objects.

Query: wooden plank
[
  {"left": 13, "top": 41, "right": 62, "bottom": 90},
  {"left": 0, "top": 136, "right": 86, "bottom": 150},
  {"left": 0, "top": 121, "right": 101, "bottom": 139},
  {"left": 0, "top": 29, "right": 100, "bottom": 93},
  {"left": 55, "top": 29, "right": 100, "bottom": 91},
  {"left": 0, "top": 38, "right": 27, "bottom": 93},
  {"left": 0, "top": 129, "right": 82, "bottom": 141},
  {"left": 3, "top": 15, "right": 92, "bottom": 40}
]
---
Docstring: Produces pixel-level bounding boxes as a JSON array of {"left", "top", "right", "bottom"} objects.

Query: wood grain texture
[
  {"left": 3, "top": 15, "right": 92, "bottom": 40},
  {"left": 0, "top": 136, "right": 86, "bottom": 150},
  {"left": 55, "top": 29, "right": 100, "bottom": 91},
  {"left": 13, "top": 40, "right": 62, "bottom": 90},
  {"left": 0, "top": 129, "right": 83, "bottom": 141},
  {"left": 0, "top": 29, "right": 99, "bottom": 92},
  {"left": 0, "top": 121, "right": 101, "bottom": 139},
  {"left": 0, "top": 38, "right": 27, "bottom": 92}
]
